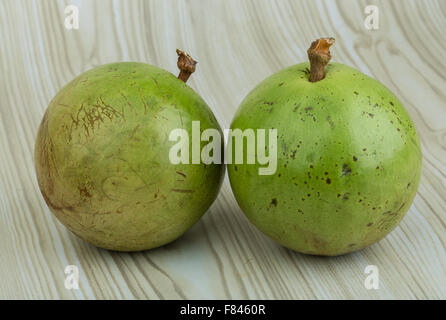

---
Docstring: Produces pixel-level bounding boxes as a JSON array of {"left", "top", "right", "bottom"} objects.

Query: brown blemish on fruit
[
  {"left": 397, "top": 202, "right": 406, "bottom": 212},
  {"left": 270, "top": 198, "right": 278, "bottom": 207},
  {"left": 342, "top": 164, "right": 351, "bottom": 176},
  {"left": 176, "top": 171, "right": 187, "bottom": 178},
  {"left": 78, "top": 185, "right": 92, "bottom": 199},
  {"left": 377, "top": 211, "right": 399, "bottom": 231},
  {"left": 70, "top": 98, "right": 125, "bottom": 140},
  {"left": 327, "top": 116, "right": 335, "bottom": 128},
  {"left": 36, "top": 112, "right": 75, "bottom": 213}
]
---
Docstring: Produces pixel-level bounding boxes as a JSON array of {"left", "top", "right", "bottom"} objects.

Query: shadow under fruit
[
  {"left": 35, "top": 50, "right": 224, "bottom": 251},
  {"left": 228, "top": 38, "right": 422, "bottom": 256}
]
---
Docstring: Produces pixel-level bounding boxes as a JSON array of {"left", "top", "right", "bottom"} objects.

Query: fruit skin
[
  {"left": 35, "top": 62, "right": 224, "bottom": 251},
  {"left": 228, "top": 62, "right": 422, "bottom": 256}
]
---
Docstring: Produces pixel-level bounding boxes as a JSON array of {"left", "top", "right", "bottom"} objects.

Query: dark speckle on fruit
[
  {"left": 270, "top": 198, "right": 278, "bottom": 207},
  {"left": 342, "top": 164, "right": 351, "bottom": 176}
]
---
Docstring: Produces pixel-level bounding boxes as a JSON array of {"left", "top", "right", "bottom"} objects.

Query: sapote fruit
[
  {"left": 35, "top": 50, "right": 224, "bottom": 251},
  {"left": 228, "top": 38, "right": 422, "bottom": 256}
]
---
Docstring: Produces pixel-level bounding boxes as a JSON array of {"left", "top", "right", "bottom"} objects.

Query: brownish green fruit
[
  {"left": 35, "top": 50, "right": 224, "bottom": 251},
  {"left": 228, "top": 38, "right": 422, "bottom": 256}
]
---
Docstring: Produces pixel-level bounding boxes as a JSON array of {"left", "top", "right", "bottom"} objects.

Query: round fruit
[
  {"left": 35, "top": 50, "right": 224, "bottom": 251},
  {"left": 228, "top": 38, "right": 422, "bottom": 256}
]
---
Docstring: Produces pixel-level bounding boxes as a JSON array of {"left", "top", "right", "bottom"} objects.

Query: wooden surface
[{"left": 1, "top": 0, "right": 445, "bottom": 299}]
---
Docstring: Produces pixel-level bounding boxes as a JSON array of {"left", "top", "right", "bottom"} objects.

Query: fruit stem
[
  {"left": 177, "top": 49, "right": 197, "bottom": 83},
  {"left": 307, "top": 38, "right": 335, "bottom": 82}
]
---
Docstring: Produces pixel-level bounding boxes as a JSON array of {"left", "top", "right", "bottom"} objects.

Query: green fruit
[
  {"left": 35, "top": 50, "right": 224, "bottom": 251},
  {"left": 228, "top": 39, "right": 422, "bottom": 256}
]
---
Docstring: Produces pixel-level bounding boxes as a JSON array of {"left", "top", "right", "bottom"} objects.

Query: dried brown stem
[
  {"left": 307, "top": 38, "right": 335, "bottom": 82},
  {"left": 176, "top": 49, "right": 197, "bottom": 83}
]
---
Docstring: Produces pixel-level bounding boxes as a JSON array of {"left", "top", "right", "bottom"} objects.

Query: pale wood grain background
[{"left": 0, "top": 0, "right": 445, "bottom": 299}]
